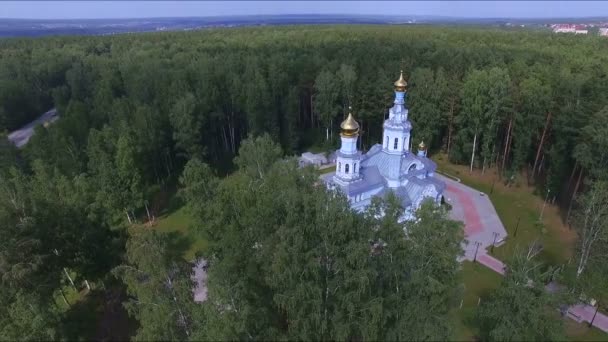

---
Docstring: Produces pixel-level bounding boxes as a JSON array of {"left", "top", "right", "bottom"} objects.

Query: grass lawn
[
  {"left": 454, "top": 262, "right": 607, "bottom": 341},
  {"left": 153, "top": 206, "right": 207, "bottom": 261},
  {"left": 54, "top": 283, "right": 86, "bottom": 311},
  {"left": 452, "top": 261, "right": 503, "bottom": 341},
  {"left": 318, "top": 165, "right": 336, "bottom": 175},
  {"left": 564, "top": 319, "right": 608, "bottom": 341},
  {"left": 433, "top": 153, "right": 576, "bottom": 266}
]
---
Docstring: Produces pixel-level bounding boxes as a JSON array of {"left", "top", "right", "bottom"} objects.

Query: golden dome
[
  {"left": 394, "top": 70, "right": 407, "bottom": 91},
  {"left": 340, "top": 107, "right": 360, "bottom": 137},
  {"left": 418, "top": 140, "right": 426, "bottom": 150}
]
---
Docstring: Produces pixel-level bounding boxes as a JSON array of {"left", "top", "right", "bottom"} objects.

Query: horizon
[
  {"left": 3, "top": 1, "right": 608, "bottom": 20},
  {"left": 4, "top": 13, "right": 608, "bottom": 21}
]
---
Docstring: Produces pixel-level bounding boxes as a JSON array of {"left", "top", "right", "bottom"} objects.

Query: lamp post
[
  {"left": 539, "top": 189, "right": 551, "bottom": 221},
  {"left": 490, "top": 178, "right": 496, "bottom": 194},
  {"left": 473, "top": 241, "right": 482, "bottom": 262},
  {"left": 491, "top": 232, "right": 499, "bottom": 253},
  {"left": 590, "top": 301, "right": 600, "bottom": 328},
  {"left": 514, "top": 216, "right": 521, "bottom": 237}
]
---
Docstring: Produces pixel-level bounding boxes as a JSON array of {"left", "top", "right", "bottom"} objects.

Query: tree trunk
[
  {"left": 125, "top": 210, "right": 132, "bottom": 224},
  {"left": 566, "top": 168, "right": 584, "bottom": 225},
  {"left": 576, "top": 247, "right": 589, "bottom": 277},
  {"left": 84, "top": 279, "right": 91, "bottom": 291},
  {"left": 505, "top": 126, "right": 514, "bottom": 173},
  {"left": 470, "top": 133, "right": 477, "bottom": 174},
  {"left": 163, "top": 152, "right": 171, "bottom": 178},
  {"left": 538, "top": 153, "right": 545, "bottom": 174},
  {"left": 64, "top": 268, "right": 76, "bottom": 289},
  {"left": 532, "top": 112, "right": 552, "bottom": 179},
  {"left": 567, "top": 162, "right": 579, "bottom": 191},
  {"left": 145, "top": 202, "right": 152, "bottom": 223},
  {"left": 447, "top": 99, "right": 455, "bottom": 155},
  {"left": 482, "top": 157, "right": 487, "bottom": 175},
  {"left": 166, "top": 274, "right": 190, "bottom": 337},
  {"left": 501, "top": 116, "right": 513, "bottom": 177},
  {"left": 59, "top": 288, "right": 70, "bottom": 307},
  {"left": 310, "top": 93, "right": 314, "bottom": 128},
  {"left": 222, "top": 125, "right": 229, "bottom": 151}
]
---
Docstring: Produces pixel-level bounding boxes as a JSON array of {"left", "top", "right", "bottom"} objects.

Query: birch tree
[
  {"left": 314, "top": 70, "right": 340, "bottom": 141},
  {"left": 458, "top": 70, "right": 487, "bottom": 172},
  {"left": 572, "top": 181, "right": 608, "bottom": 278},
  {"left": 113, "top": 230, "right": 195, "bottom": 341}
]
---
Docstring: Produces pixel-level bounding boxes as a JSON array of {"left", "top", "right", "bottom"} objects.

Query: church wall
[
  {"left": 383, "top": 126, "right": 411, "bottom": 154},
  {"left": 336, "top": 155, "right": 361, "bottom": 181},
  {"left": 340, "top": 135, "right": 358, "bottom": 154}
]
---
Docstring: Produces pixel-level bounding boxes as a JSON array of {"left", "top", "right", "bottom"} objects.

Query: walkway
[
  {"left": 438, "top": 174, "right": 507, "bottom": 262},
  {"left": 192, "top": 258, "right": 208, "bottom": 302},
  {"left": 438, "top": 174, "right": 608, "bottom": 333},
  {"left": 7, "top": 108, "right": 58, "bottom": 148}
]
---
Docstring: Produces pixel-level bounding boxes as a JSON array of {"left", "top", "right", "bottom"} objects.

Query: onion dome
[
  {"left": 340, "top": 107, "right": 360, "bottom": 137},
  {"left": 394, "top": 70, "right": 407, "bottom": 91},
  {"left": 418, "top": 140, "right": 426, "bottom": 150}
]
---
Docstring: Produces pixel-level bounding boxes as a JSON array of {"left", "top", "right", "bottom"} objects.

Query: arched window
[
  {"left": 354, "top": 163, "right": 357, "bottom": 173},
  {"left": 394, "top": 138, "right": 399, "bottom": 150},
  {"left": 408, "top": 163, "right": 417, "bottom": 173},
  {"left": 345, "top": 164, "right": 350, "bottom": 174},
  {"left": 338, "top": 162, "right": 341, "bottom": 172}
]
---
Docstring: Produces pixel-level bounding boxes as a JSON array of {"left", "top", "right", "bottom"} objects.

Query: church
[{"left": 322, "top": 71, "right": 445, "bottom": 221}]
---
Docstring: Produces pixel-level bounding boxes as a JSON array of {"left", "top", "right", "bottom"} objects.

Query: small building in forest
[{"left": 299, "top": 152, "right": 329, "bottom": 167}]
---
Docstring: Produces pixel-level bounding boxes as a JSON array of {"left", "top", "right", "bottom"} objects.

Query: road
[{"left": 7, "top": 108, "right": 58, "bottom": 148}]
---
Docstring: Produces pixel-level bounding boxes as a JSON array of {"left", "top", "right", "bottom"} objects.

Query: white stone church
[{"left": 322, "top": 71, "right": 445, "bottom": 221}]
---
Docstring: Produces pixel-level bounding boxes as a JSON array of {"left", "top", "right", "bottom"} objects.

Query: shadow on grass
[
  {"left": 163, "top": 230, "right": 198, "bottom": 262},
  {"left": 59, "top": 282, "right": 137, "bottom": 341}
]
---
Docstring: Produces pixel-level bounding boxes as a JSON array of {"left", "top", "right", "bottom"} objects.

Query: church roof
[
  {"left": 361, "top": 145, "right": 405, "bottom": 180},
  {"left": 361, "top": 144, "right": 434, "bottom": 181},
  {"left": 341, "top": 165, "right": 385, "bottom": 196},
  {"left": 424, "top": 175, "right": 447, "bottom": 193},
  {"left": 394, "top": 70, "right": 408, "bottom": 89},
  {"left": 340, "top": 109, "right": 359, "bottom": 137},
  {"left": 403, "top": 177, "right": 428, "bottom": 202},
  {"left": 320, "top": 164, "right": 385, "bottom": 197},
  {"left": 393, "top": 187, "right": 413, "bottom": 208}
]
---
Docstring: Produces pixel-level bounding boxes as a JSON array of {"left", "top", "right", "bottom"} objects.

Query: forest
[{"left": 1, "top": 25, "right": 608, "bottom": 340}]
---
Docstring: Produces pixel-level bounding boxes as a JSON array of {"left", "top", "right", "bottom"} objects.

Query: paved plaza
[
  {"left": 438, "top": 174, "right": 608, "bottom": 333},
  {"left": 438, "top": 174, "right": 507, "bottom": 264}
]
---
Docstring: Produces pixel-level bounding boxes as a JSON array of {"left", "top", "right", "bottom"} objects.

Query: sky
[{"left": 2, "top": 1, "right": 608, "bottom": 20}]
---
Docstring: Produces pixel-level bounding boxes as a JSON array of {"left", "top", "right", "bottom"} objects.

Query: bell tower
[
  {"left": 334, "top": 107, "right": 361, "bottom": 184},
  {"left": 382, "top": 70, "right": 412, "bottom": 155}
]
